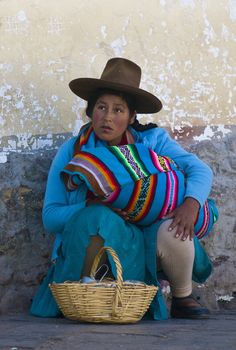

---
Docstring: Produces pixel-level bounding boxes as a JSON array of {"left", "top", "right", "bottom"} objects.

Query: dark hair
[{"left": 85, "top": 88, "right": 157, "bottom": 131}]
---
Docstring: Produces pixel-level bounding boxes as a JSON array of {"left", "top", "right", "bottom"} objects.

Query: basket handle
[
  {"left": 90, "top": 246, "right": 123, "bottom": 285},
  {"left": 90, "top": 246, "right": 123, "bottom": 316}
]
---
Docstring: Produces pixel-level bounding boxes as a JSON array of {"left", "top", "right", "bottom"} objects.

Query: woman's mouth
[{"left": 101, "top": 125, "right": 113, "bottom": 132}]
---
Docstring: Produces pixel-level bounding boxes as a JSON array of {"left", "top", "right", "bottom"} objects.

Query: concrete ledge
[{"left": 0, "top": 311, "right": 236, "bottom": 350}]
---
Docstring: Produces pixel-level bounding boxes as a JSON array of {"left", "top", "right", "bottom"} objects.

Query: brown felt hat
[{"left": 69, "top": 57, "right": 162, "bottom": 113}]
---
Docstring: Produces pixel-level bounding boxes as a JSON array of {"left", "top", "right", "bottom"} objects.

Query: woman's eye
[
  {"left": 115, "top": 108, "right": 123, "bottom": 113},
  {"left": 98, "top": 105, "right": 106, "bottom": 110}
]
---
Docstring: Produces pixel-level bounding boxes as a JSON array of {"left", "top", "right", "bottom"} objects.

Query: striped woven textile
[{"left": 61, "top": 143, "right": 218, "bottom": 236}]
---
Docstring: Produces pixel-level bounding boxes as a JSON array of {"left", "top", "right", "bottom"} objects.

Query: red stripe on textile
[
  {"left": 124, "top": 180, "right": 142, "bottom": 213},
  {"left": 158, "top": 172, "right": 171, "bottom": 219},
  {"left": 79, "top": 125, "right": 93, "bottom": 149},
  {"left": 76, "top": 151, "right": 118, "bottom": 191},
  {"left": 195, "top": 201, "right": 210, "bottom": 238}
]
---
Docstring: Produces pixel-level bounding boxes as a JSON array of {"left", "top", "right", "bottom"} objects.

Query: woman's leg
[
  {"left": 156, "top": 220, "right": 210, "bottom": 319},
  {"left": 81, "top": 235, "right": 106, "bottom": 276},
  {"left": 156, "top": 220, "right": 194, "bottom": 298}
]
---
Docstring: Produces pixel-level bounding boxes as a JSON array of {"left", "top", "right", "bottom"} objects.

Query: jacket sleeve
[
  {"left": 42, "top": 138, "right": 86, "bottom": 234},
  {"left": 150, "top": 128, "right": 213, "bottom": 207}
]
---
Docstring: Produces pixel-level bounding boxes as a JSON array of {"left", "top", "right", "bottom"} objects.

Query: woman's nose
[{"left": 103, "top": 110, "right": 113, "bottom": 121}]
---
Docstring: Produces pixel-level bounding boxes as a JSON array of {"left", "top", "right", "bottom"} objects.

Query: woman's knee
[
  {"left": 156, "top": 219, "right": 194, "bottom": 257},
  {"left": 157, "top": 220, "right": 177, "bottom": 241},
  {"left": 62, "top": 205, "right": 117, "bottom": 244},
  {"left": 65, "top": 204, "right": 114, "bottom": 231}
]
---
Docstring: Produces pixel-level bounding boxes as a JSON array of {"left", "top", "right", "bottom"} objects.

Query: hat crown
[
  {"left": 100, "top": 58, "right": 141, "bottom": 88},
  {"left": 69, "top": 57, "right": 162, "bottom": 113}
]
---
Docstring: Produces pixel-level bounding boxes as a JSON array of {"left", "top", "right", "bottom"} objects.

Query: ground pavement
[{"left": 0, "top": 311, "right": 235, "bottom": 350}]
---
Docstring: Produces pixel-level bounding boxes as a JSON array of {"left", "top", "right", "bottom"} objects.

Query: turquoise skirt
[
  {"left": 30, "top": 204, "right": 214, "bottom": 320},
  {"left": 30, "top": 205, "right": 146, "bottom": 317}
]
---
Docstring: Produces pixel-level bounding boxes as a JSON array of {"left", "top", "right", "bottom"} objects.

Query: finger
[
  {"left": 175, "top": 224, "right": 185, "bottom": 238},
  {"left": 121, "top": 213, "right": 130, "bottom": 221},
  {"left": 181, "top": 224, "right": 195, "bottom": 241},
  {"left": 189, "top": 227, "right": 194, "bottom": 241},
  {"left": 113, "top": 208, "right": 129, "bottom": 220},
  {"left": 168, "top": 218, "right": 180, "bottom": 232},
  {"left": 113, "top": 208, "right": 122, "bottom": 213},
  {"left": 113, "top": 208, "right": 127, "bottom": 215},
  {"left": 181, "top": 228, "right": 190, "bottom": 241}
]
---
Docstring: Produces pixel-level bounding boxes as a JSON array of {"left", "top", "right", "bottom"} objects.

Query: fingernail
[
  {"left": 182, "top": 237, "right": 186, "bottom": 241},
  {"left": 168, "top": 227, "right": 172, "bottom": 231},
  {"left": 175, "top": 234, "right": 179, "bottom": 238}
]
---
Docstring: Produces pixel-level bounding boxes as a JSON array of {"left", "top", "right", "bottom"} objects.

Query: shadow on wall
[{"left": 0, "top": 129, "right": 236, "bottom": 314}]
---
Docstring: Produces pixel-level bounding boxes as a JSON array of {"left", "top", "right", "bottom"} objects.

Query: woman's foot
[{"left": 171, "top": 294, "right": 210, "bottom": 319}]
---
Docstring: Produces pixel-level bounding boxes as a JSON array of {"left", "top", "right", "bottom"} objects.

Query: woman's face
[{"left": 91, "top": 94, "right": 135, "bottom": 145}]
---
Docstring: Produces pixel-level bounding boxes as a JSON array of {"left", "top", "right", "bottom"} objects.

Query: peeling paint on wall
[
  {"left": 4, "top": 10, "right": 29, "bottom": 35},
  {"left": 110, "top": 36, "right": 127, "bottom": 56},
  {"left": 229, "top": 0, "right": 236, "bottom": 21},
  {"left": 48, "top": 17, "right": 64, "bottom": 35},
  {"left": 0, "top": 0, "right": 235, "bottom": 154},
  {"left": 180, "top": 0, "right": 195, "bottom": 9},
  {"left": 0, "top": 132, "right": 72, "bottom": 163},
  {"left": 193, "top": 124, "right": 232, "bottom": 141}
]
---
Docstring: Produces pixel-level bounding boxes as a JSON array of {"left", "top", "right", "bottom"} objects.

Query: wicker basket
[{"left": 49, "top": 246, "right": 158, "bottom": 324}]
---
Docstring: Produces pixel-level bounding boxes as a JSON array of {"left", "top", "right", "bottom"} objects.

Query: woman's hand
[
  {"left": 86, "top": 198, "right": 130, "bottom": 221},
  {"left": 163, "top": 197, "right": 200, "bottom": 241},
  {"left": 111, "top": 208, "right": 130, "bottom": 221}
]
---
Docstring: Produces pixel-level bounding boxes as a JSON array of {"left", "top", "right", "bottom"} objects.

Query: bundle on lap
[{"left": 61, "top": 143, "right": 217, "bottom": 238}]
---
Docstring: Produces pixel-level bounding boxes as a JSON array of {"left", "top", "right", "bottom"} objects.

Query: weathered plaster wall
[{"left": 0, "top": 0, "right": 235, "bottom": 313}]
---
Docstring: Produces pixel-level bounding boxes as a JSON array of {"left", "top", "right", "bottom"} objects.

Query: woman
[{"left": 30, "top": 57, "right": 218, "bottom": 320}]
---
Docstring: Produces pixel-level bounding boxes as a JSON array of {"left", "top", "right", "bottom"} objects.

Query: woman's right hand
[
  {"left": 111, "top": 208, "right": 130, "bottom": 221},
  {"left": 86, "top": 199, "right": 130, "bottom": 221}
]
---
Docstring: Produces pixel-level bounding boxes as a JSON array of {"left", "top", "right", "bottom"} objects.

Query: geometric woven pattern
[{"left": 61, "top": 143, "right": 218, "bottom": 234}]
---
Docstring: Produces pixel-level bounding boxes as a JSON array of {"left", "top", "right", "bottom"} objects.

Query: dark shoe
[{"left": 171, "top": 294, "right": 210, "bottom": 319}]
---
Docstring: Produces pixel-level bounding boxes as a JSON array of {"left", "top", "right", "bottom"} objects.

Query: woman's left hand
[{"left": 163, "top": 197, "right": 200, "bottom": 241}]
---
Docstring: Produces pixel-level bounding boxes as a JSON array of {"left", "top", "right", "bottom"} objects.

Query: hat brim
[{"left": 69, "top": 78, "right": 162, "bottom": 114}]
